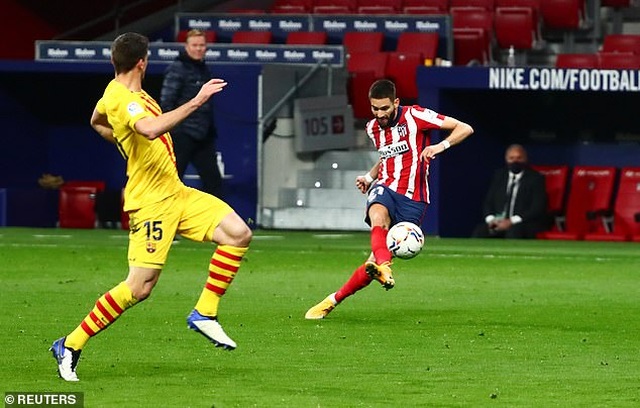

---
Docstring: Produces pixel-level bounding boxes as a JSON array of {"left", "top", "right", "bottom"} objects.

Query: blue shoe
[
  {"left": 49, "top": 337, "right": 81, "bottom": 381},
  {"left": 187, "top": 310, "right": 237, "bottom": 350}
]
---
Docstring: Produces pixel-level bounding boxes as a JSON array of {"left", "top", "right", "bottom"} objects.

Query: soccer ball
[{"left": 386, "top": 222, "right": 425, "bottom": 259}]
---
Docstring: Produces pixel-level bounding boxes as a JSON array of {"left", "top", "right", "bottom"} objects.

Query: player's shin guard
[
  {"left": 195, "top": 245, "right": 248, "bottom": 317},
  {"left": 65, "top": 281, "right": 138, "bottom": 350},
  {"left": 371, "top": 226, "right": 392, "bottom": 264},
  {"left": 335, "top": 264, "right": 372, "bottom": 303}
]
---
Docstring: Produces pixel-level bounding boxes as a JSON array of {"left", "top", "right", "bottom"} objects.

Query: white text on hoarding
[{"left": 489, "top": 68, "right": 640, "bottom": 91}]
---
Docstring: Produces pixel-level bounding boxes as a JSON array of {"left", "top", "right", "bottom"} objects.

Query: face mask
[{"left": 508, "top": 162, "right": 525, "bottom": 174}]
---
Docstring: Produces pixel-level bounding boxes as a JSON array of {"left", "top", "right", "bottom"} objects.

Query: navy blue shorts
[{"left": 364, "top": 184, "right": 427, "bottom": 227}]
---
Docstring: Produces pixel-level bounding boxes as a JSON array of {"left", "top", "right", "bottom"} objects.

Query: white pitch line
[
  {"left": 313, "top": 234, "right": 354, "bottom": 239},
  {"left": 0, "top": 243, "right": 59, "bottom": 248},
  {"left": 252, "top": 235, "right": 285, "bottom": 240},
  {"left": 428, "top": 253, "right": 615, "bottom": 261}
]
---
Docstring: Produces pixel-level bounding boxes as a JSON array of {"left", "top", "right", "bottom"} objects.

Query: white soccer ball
[{"left": 386, "top": 222, "right": 425, "bottom": 260}]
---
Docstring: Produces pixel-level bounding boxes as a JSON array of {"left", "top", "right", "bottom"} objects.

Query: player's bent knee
[
  {"left": 131, "top": 287, "right": 153, "bottom": 302},
  {"left": 233, "top": 225, "right": 252, "bottom": 247},
  {"left": 222, "top": 222, "right": 252, "bottom": 248},
  {"left": 213, "top": 212, "right": 253, "bottom": 247}
]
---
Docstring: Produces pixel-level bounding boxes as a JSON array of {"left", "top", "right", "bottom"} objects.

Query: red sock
[
  {"left": 335, "top": 265, "right": 372, "bottom": 303},
  {"left": 371, "top": 226, "right": 391, "bottom": 264}
]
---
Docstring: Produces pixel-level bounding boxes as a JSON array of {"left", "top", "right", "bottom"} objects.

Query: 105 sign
[{"left": 294, "top": 95, "right": 355, "bottom": 152}]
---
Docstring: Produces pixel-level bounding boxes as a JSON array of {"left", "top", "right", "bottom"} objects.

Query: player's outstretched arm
[
  {"left": 135, "top": 78, "right": 227, "bottom": 140},
  {"left": 420, "top": 117, "right": 473, "bottom": 161}
]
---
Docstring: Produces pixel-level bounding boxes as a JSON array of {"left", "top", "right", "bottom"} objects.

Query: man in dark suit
[{"left": 473, "top": 144, "right": 548, "bottom": 239}]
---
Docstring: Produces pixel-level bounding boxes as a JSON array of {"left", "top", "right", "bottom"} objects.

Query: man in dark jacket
[
  {"left": 472, "top": 144, "right": 548, "bottom": 239},
  {"left": 160, "top": 29, "right": 222, "bottom": 197}
]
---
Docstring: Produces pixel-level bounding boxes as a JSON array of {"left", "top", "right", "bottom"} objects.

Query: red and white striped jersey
[{"left": 365, "top": 105, "right": 445, "bottom": 203}]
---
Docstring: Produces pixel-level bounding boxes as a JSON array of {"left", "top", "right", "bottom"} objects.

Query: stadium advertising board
[
  {"left": 35, "top": 41, "right": 344, "bottom": 66},
  {"left": 175, "top": 13, "right": 451, "bottom": 59},
  {"left": 176, "top": 13, "right": 310, "bottom": 43},
  {"left": 310, "top": 14, "right": 448, "bottom": 42},
  {"left": 489, "top": 67, "right": 640, "bottom": 92},
  {"left": 414, "top": 67, "right": 640, "bottom": 94},
  {"left": 30, "top": 46, "right": 640, "bottom": 92}
]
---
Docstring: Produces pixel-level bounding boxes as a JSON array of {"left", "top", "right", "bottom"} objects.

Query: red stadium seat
[
  {"left": 343, "top": 31, "right": 385, "bottom": 55},
  {"left": 494, "top": 7, "right": 538, "bottom": 49},
  {"left": 395, "top": 32, "right": 439, "bottom": 63},
  {"left": 176, "top": 30, "right": 216, "bottom": 43},
  {"left": 270, "top": 0, "right": 313, "bottom": 13},
  {"left": 286, "top": 31, "right": 328, "bottom": 45},
  {"left": 538, "top": 166, "right": 617, "bottom": 240},
  {"left": 540, "top": 0, "right": 586, "bottom": 51},
  {"left": 495, "top": 0, "right": 541, "bottom": 34},
  {"left": 495, "top": 0, "right": 540, "bottom": 8},
  {"left": 584, "top": 167, "right": 640, "bottom": 241},
  {"left": 348, "top": 70, "right": 377, "bottom": 120},
  {"left": 313, "top": 5, "right": 353, "bottom": 13},
  {"left": 231, "top": 31, "right": 272, "bottom": 44},
  {"left": 402, "top": 0, "right": 449, "bottom": 13},
  {"left": 453, "top": 27, "right": 490, "bottom": 65},
  {"left": 531, "top": 165, "right": 570, "bottom": 233},
  {"left": 176, "top": 30, "right": 188, "bottom": 42},
  {"left": 402, "top": 6, "right": 446, "bottom": 14},
  {"left": 313, "top": 0, "right": 357, "bottom": 13},
  {"left": 357, "top": 0, "right": 401, "bottom": 12},
  {"left": 597, "top": 52, "right": 640, "bottom": 69},
  {"left": 555, "top": 53, "right": 598, "bottom": 68},
  {"left": 347, "top": 51, "right": 387, "bottom": 77},
  {"left": 602, "top": 34, "right": 640, "bottom": 55},
  {"left": 451, "top": 7, "right": 494, "bottom": 33},
  {"left": 316, "top": 0, "right": 357, "bottom": 6},
  {"left": 540, "top": 0, "right": 584, "bottom": 29},
  {"left": 59, "top": 181, "right": 106, "bottom": 229},
  {"left": 451, "top": 7, "right": 494, "bottom": 62},
  {"left": 271, "top": 4, "right": 308, "bottom": 13},
  {"left": 357, "top": 5, "right": 396, "bottom": 13},
  {"left": 347, "top": 52, "right": 388, "bottom": 119},
  {"left": 385, "top": 51, "right": 422, "bottom": 100},
  {"left": 450, "top": 0, "right": 494, "bottom": 10}
]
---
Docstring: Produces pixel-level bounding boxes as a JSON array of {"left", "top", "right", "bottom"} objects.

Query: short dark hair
[
  {"left": 111, "top": 32, "right": 149, "bottom": 74},
  {"left": 368, "top": 79, "right": 396, "bottom": 100}
]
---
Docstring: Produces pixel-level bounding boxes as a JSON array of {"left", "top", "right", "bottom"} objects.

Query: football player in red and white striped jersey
[{"left": 305, "top": 79, "right": 473, "bottom": 319}]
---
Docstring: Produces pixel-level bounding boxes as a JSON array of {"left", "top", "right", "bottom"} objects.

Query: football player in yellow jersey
[{"left": 49, "top": 32, "right": 252, "bottom": 382}]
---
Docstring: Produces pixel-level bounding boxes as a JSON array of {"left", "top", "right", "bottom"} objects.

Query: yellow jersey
[{"left": 96, "top": 79, "right": 182, "bottom": 211}]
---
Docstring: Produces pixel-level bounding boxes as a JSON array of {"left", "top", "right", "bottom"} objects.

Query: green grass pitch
[{"left": 1, "top": 227, "right": 639, "bottom": 407}]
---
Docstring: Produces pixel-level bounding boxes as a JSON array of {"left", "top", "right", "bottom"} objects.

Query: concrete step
[
  {"left": 279, "top": 187, "right": 365, "bottom": 209},
  {"left": 314, "top": 150, "right": 378, "bottom": 171},
  {"left": 261, "top": 207, "right": 368, "bottom": 231},
  {"left": 297, "top": 169, "right": 363, "bottom": 189}
]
